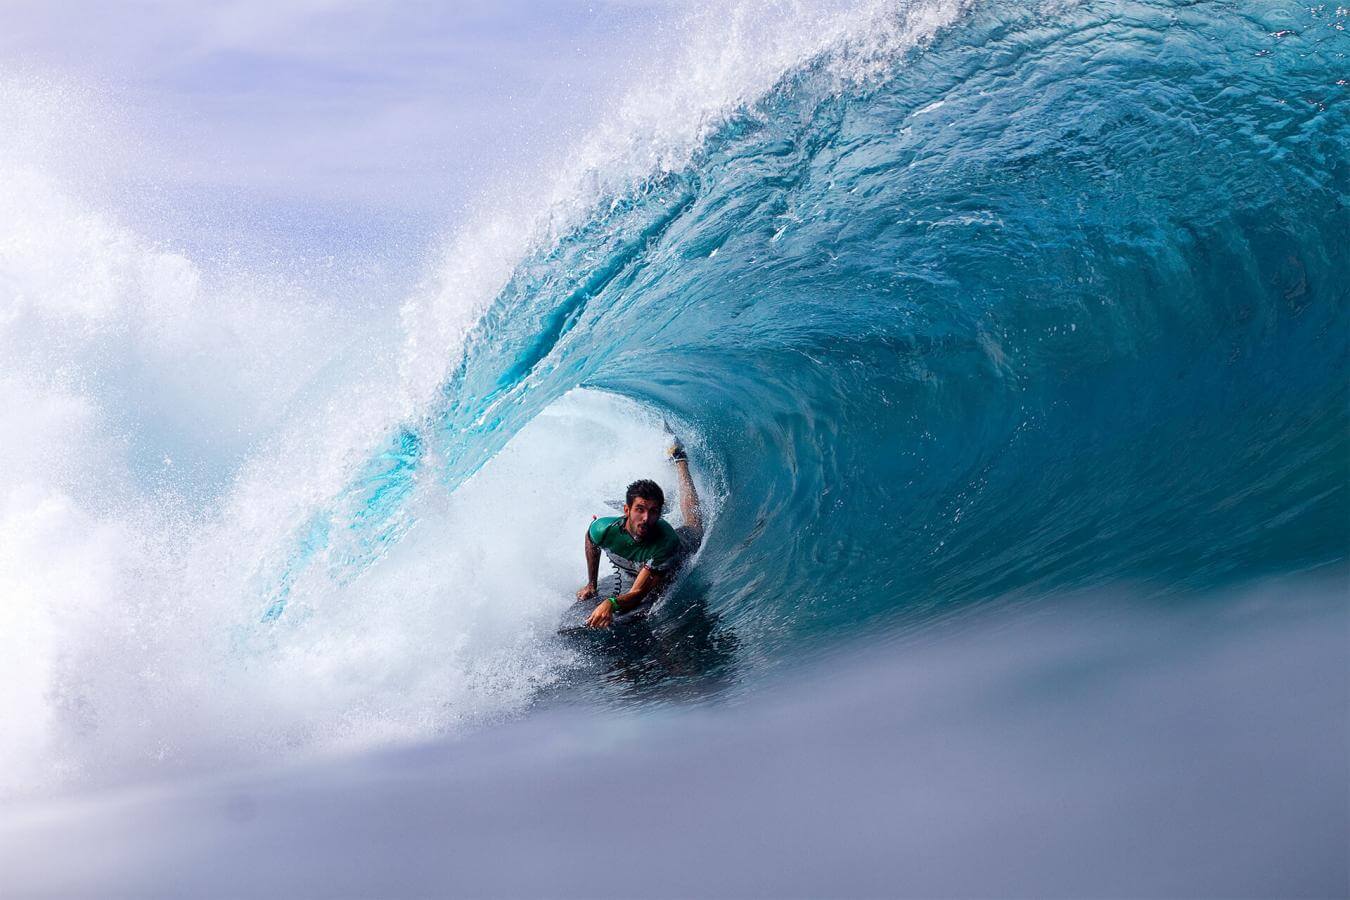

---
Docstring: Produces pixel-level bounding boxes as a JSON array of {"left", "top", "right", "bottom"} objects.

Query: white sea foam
[{"left": 0, "top": 0, "right": 961, "bottom": 798}]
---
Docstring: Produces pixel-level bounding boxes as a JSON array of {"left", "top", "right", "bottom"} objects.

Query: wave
[
  {"left": 333, "top": 0, "right": 1348, "bottom": 638},
  {"left": 3, "top": 0, "right": 1346, "bottom": 797}
]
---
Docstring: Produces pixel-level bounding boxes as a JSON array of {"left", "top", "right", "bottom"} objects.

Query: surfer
[{"left": 577, "top": 439, "right": 703, "bottom": 628}]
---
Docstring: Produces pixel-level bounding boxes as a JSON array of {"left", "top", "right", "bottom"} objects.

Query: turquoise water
[{"left": 280, "top": 0, "right": 1347, "bottom": 668}]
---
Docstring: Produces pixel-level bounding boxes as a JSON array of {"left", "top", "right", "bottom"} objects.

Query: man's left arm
[{"left": 586, "top": 566, "right": 666, "bottom": 628}]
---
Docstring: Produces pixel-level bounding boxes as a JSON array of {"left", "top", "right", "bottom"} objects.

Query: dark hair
[{"left": 625, "top": 479, "right": 665, "bottom": 510}]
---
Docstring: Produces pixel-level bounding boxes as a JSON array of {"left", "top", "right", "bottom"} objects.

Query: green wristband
[{"left": 607, "top": 596, "right": 620, "bottom": 611}]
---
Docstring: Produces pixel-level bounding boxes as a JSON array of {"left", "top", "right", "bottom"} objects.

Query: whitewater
[{"left": 2, "top": 0, "right": 1347, "bottom": 895}]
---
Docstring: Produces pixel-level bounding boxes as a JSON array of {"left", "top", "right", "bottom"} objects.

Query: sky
[{"left": 0, "top": 1, "right": 682, "bottom": 266}]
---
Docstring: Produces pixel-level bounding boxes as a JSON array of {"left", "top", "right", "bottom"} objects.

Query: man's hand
[
  {"left": 576, "top": 582, "right": 598, "bottom": 601},
  {"left": 587, "top": 599, "right": 615, "bottom": 629}
]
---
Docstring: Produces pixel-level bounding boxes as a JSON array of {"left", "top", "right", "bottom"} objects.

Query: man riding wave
[{"left": 577, "top": 438, "right": 703, "bottom": 628}]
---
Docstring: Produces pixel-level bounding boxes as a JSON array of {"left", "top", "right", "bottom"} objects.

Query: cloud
[{"left": 0, "top": 0, "right": 680, "bottom": 255}]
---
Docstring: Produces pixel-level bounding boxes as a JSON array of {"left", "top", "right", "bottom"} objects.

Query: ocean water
[{"left": 2, "top": 0, "right": 1347, "bottom": 895}]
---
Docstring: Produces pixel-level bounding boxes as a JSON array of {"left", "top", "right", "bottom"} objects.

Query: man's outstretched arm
[{"left": 577, "top": 531, "right": 601, "bottom": 600}]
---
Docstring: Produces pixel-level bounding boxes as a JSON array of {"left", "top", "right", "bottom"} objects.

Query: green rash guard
[{"left": 587, "top": 515, "right": 682, "bottom": 585}]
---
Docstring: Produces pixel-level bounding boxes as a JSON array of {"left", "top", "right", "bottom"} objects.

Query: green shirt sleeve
[{"left": 588, "top": 516, "right": 619, "bottom": 546}]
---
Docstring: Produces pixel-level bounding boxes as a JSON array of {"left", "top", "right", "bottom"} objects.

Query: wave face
[
  {"left": 4, "top": 0, "right": 1347, "bottom": 796},
  {"left": 391, "top": 0, "right": 1348, "bottom": 647}
]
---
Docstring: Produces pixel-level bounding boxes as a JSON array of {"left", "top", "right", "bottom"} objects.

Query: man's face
[{"left": 624, "top": 495, "right": 662, "bottom": 541}]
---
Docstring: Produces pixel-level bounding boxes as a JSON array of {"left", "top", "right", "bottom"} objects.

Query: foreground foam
[{"left": 4, "top": 577, "right": 1344, "bottom": 897}]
